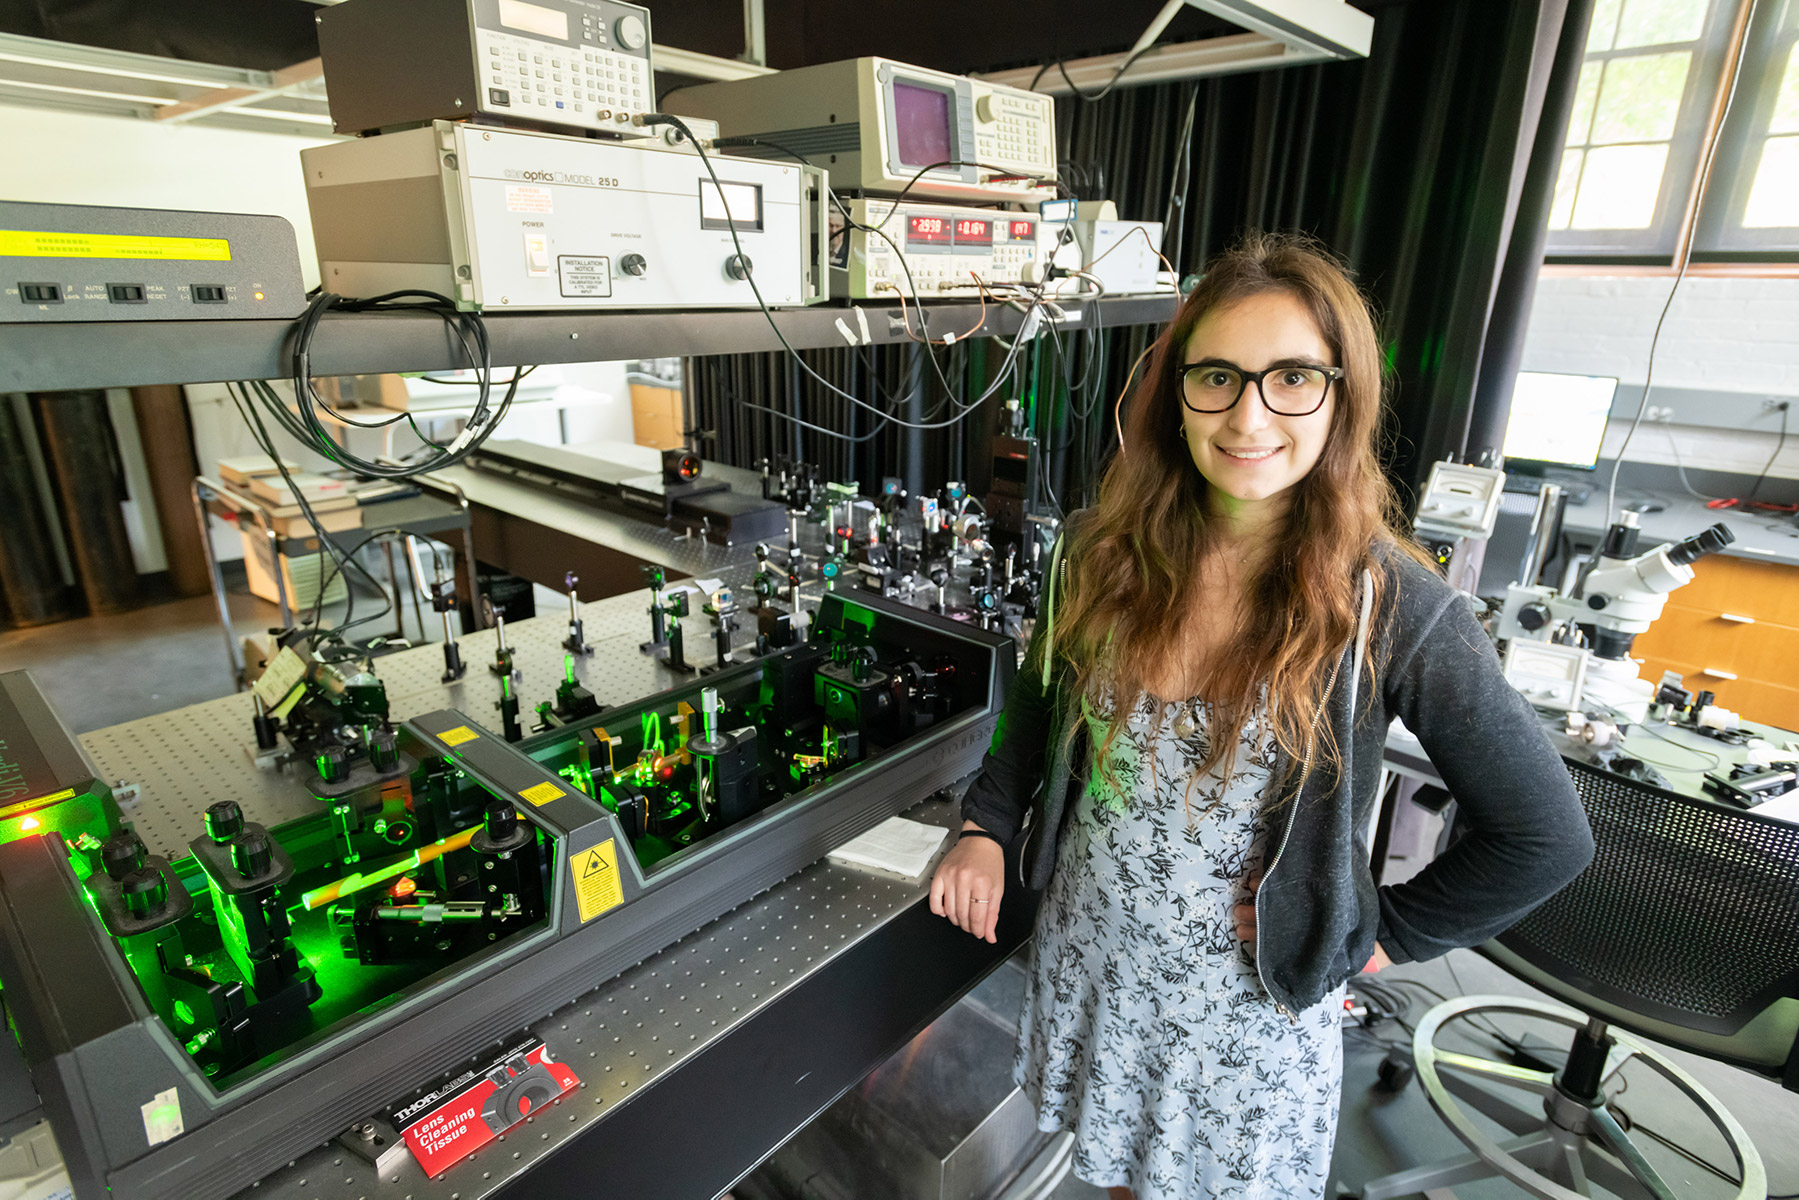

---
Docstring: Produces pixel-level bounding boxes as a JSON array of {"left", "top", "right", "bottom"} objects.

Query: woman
[{"left": 929, "top": 232, "right": 1593, "bottom": 1200}]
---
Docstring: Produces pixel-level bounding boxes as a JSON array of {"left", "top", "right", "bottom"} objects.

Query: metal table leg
[
  {"left": 190, "top": 477, "right": 245, "bottom": 688},
  {"left": 401, "top": 535, "right": 427, "bottom": 641},
  {"left": 382, "top": 539, "right": 406, "bottom": 641}
]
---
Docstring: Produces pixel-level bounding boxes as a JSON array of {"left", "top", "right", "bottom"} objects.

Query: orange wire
[
  {"left": 1113, "top": 341, "right": 1157, "bottom": 455},
  {"left": 1084, "top": 223, "right": 1177, "bottom": 284},
  {"left": 883, "top": 281, "right": 930, "bottom": 344},
  {"left": 883, "top": 276, "right": 987, "bottom": 345},
  {"left": 961, "top": 272, "right": 990, "bottom": 339}
]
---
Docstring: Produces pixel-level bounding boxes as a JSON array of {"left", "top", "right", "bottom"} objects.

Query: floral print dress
[{"left": 1015, "top": 691, "right": 1346, "bottom": 1199}]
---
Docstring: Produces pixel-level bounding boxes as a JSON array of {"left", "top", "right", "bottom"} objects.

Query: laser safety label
[{"left": 572, "top": 840, "right": 623, "bottom": 923}]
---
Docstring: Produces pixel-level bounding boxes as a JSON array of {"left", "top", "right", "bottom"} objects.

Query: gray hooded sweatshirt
[{"left": 960, "top": 537, "right": 1595, "bottom": 1018}]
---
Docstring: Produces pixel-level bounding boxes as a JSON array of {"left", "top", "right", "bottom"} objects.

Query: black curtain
[
  {"left": 1058, "top": 0, "right": 1579, "bottom": 501},
  {"left": 688, "top": 0, "right": 1585, "bottom": 513}
]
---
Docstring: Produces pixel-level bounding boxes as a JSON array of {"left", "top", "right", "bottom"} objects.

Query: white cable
[{"left": 1603, "top": 0, "right": 1758, "bottom": 531}]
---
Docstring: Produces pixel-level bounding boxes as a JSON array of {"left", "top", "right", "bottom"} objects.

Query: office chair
[{"left": 1349, "top": 757, "right": 1799, "bottom": 1200}]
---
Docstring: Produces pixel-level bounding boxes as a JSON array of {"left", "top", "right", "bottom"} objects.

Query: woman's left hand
[
  {"left": 1233, "top": 871, "right": 1395, "bottom": 972},
  {"left": 1231, "top": 871, "right": 1261, "bottom": 948}
]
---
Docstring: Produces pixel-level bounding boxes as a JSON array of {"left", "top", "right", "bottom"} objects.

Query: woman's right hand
[{"left": 929, "top": 824, "right": 1005, "bottom": 943}]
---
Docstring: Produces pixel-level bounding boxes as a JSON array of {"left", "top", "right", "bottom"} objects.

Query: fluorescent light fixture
[
  {"left": 978, "top": 0, "right": 1373, "bottom": 95},
  {"left": 1194, "top": 0, "right": 1373, "bottom": 60}
]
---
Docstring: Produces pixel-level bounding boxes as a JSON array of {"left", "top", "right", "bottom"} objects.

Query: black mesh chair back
[{"left": 1495, "top": 756, "right": 1799, "bottom": 1040}]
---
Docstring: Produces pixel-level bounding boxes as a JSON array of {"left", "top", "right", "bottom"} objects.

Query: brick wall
[{"left": 1519, "top": 273, "right": 1799, "bottom": 479}]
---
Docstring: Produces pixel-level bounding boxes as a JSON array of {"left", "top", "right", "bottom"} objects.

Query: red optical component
[{"left": 389, "top": 876, "right": 418, "bottom": 898}]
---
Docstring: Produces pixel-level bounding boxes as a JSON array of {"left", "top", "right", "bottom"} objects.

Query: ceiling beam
[
  {"left": 652, "top": 44, "right": 776, "bottom": 82},
  {"left": 154, "top": 57, "right": 323, "bottom": 122},
  {"left": 0, "top": 31, "right": 265, "bottom": 90},
  {"left": 976, "top": 32, "right": 1320, "bottom": 94}
]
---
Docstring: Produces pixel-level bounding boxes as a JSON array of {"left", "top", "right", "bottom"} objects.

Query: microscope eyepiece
[{"left": 1666, "top": 522, "right": 1734, "bottom": 567}]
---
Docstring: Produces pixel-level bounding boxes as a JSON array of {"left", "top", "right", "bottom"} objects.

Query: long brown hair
[{"left": 1051, "top": 231, "right": 1425, "bottom": 802}]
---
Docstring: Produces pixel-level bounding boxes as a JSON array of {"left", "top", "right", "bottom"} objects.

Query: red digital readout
[
  {"left": 910, "top": 216, "right": 947, "bottom": 235},
  {"left": 953, "top": 218, "right": 991, "bottom": 241},
  {"left": 1010, "top": 220, "right": 1035, "bottom": 239}
]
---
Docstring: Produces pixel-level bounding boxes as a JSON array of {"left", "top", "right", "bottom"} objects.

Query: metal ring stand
[{"left": 1352, "top": 994, "right": 1765, "bottom": 1200}]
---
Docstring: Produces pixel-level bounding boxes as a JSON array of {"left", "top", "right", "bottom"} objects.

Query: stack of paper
[
  {"left": 218, "top": 454, "right": 298, "bottom": 488},
  {"left": 827, "top": 817, "right": 950, "bottom": 881},
  {"left": 250, "top": 471, "right": 355, "bottom": 509}
]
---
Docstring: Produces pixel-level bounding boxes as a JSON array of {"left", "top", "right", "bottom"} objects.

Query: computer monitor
[{"left": 1502, "top": 372, "right": 1619, "bottom": 471}]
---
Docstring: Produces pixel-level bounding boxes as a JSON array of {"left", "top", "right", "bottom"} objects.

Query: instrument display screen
[
  {"left": 952, "top": 218, "right": 990, "bottom": 243},
  {"left": 906, "top": 215, "right": 952, "bottom": 245},
  {"left": 498, "top": 0, "right": 569, "bottom": 40},
  {"left": 892, "top": 81, "right": 955, "bottom": 170},
  {"left": 0, "top": 230, "right": 231, "bottom": 261}
]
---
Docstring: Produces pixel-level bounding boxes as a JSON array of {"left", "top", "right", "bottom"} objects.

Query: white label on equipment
[
  {"left": 253, "top": 646, "right": 308, "bottom": 716},
  {"left": 142, "top": 1088, "right": 183, "bottom": 1145},
  {"left": 558, "top": 256, "right": 612, "bottom": 298},
  {"left": 505, "top": 185, "right": 553, "bottom": 214}
]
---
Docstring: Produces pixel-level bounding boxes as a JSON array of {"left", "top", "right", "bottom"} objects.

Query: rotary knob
[
  {"left": 975, "top": 94, "right": 998, "bottom": 123},
  {"left": 1516, "top": 602, "right": 1551, "bottom": 632},
  {"left": 620, "top": 253, "right": 648, "bottom": 276},
  {"left": 615, "top": 14, "right": 647, "bottom": 50},
  {"left": 725, "top": 254, "right": 754, "bottom": 281},
  {"left": 205, "top": 800, "right": 245, "bottom": 844}
]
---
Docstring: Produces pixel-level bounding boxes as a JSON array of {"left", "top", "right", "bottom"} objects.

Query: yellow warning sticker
[
  {"left": 520, "top": 781, "right": 565, "bottom": 807},
  {"left": 571, "top": 840, "right": 624, "bottom": 923},
  {"left": 438, "top": 726, "right": 480, "bottom": 747}
]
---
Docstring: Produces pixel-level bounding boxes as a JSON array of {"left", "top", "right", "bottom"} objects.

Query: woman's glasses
[{"left": 1176, "top": 362, "right": 1342, "bottom": 416}]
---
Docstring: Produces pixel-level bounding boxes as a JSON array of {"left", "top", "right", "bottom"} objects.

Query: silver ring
[{"left": 970, "top": 899, "right": 991, "bottom": 904}]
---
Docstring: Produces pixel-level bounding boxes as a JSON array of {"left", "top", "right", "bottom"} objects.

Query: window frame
[
  {"left": 1539, "top": 0, "right": 1799, "bottom": 271},
  {"left": 1691, "top": 0, "right": 1799, "bottom": 261},
  {"left": 1546, "top": 0, "right": 1743, "bottom": 261}
]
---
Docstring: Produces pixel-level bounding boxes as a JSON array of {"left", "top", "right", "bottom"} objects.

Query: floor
[
  {"left": 1044, "top": 944, "right": 1799, "bottom": 1198},
  {"left": 8, "top": 587, "right": 1799, "bottom": 1200}
]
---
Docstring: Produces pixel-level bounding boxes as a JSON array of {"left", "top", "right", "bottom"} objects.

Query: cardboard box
[
  {"left": 315, "top": 373, "right": 413, "bottom": 410},
  {"left": 267, "top": 506, "right": 362, "bottom": 537},
  {"left": 240, "top": 531, "right": 348, "bottom": 609},
  {"left": 630, "top": 382, "right": 684, "bottom": 450}
]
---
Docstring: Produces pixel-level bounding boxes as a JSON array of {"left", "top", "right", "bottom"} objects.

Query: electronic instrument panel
[
  {"left": 834, "top": 197, "right": 1039, "bottom": 299},
  {"left": 1, "top": 201, "right": 308, "bottom": 322},
  {"left": 673, "top": 57, "right": 1057, "bottom": 204},
  {"left": 318, "top": 0, "right": 658, "bottom": 139},
  {"left": 303, "top": 120, "right": 827, "bottom": 310}
]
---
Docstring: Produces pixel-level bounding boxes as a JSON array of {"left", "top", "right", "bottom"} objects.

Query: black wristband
[{"left": 957, "top": 828, "right": 1006, "bottom": 849}]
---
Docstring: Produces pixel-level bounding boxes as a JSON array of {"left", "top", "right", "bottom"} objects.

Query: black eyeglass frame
[{"left": 1174, "top": 361, "right": 1345, "bottom": 416}]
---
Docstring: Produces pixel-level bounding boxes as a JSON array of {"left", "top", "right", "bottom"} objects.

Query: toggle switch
[{"left": 524, "top": 233, "right": 551, "bottom": 277}]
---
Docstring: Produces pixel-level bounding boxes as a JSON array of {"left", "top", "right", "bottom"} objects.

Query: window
[
  {"left": 1548, "top": 0, "right": 1799, "bottom": 264},
  {"left": 1549, "top": 0, "right": 1737, "bottom": 258},
  {"left": 1694, "top": 0, "right": 1799, "bottom": 257}
]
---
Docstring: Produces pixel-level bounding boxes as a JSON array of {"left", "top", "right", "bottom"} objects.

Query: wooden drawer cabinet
[
  {"left": 1630, "top": 554, "right": 1799, "bottom": 728},
  {"left": 1661, "top": 553, "right": 1799, "bottom": 627}
]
